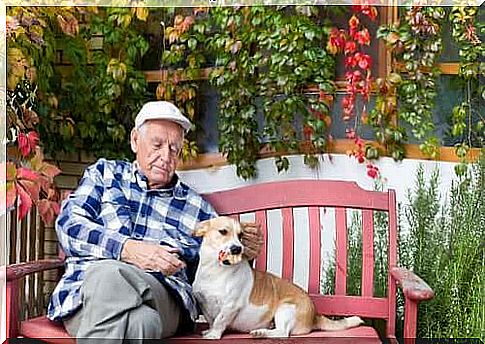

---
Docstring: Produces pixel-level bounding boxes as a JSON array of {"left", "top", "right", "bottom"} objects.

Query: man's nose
[
  {"left": 156, "top": 146, "right": 171, "bottom": 160},
  {"left": 229, "top": 245, "right": 242, "bottom": 255}
]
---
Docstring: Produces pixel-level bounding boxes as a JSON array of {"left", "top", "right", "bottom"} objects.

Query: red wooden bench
[{"left": 5, "top": 179, "right": 434, "bottom": 343}]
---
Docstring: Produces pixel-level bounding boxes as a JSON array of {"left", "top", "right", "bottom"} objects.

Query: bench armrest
[
  {"left": 5, "top": 259, "right": 65, "bottom": 281},
  {"left": 390, "top": 267, "right": 434, "bottom": 301},
  {"left": 391, "top": 267, "right": 434, "bottom": 338},
  {"left": 4, "top": 259, "right": 64, "bottom": 338}
]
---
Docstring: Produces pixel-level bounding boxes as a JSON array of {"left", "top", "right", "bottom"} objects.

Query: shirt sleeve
[
  {"left": 197, "top": 197, "right": 218, "bottom": 221},
  {"left": 55, "top": 160, "right": 131, "bottom": 260}
]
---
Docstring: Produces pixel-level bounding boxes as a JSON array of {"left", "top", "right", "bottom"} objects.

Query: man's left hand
[{"left": 240, "top": 222, "right": 264, "bottom": 261}]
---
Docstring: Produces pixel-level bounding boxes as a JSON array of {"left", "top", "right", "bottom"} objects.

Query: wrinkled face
[
  {"left": 194, "top": 217, "right": 245, "bottom": 266},
  {"left": 131, "top": 120, "right": 184, "bottom": 189}
]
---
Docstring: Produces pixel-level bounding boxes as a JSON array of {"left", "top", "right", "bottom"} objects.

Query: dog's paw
[
  {"left": 346, "top": 316, "right": 364, "bottom": 327},
  {"left": 202, "top": 329, "right": 222, "bottom": 340},
  {"left": 250, "top": 328, "right": 269, "bottom": 338}
]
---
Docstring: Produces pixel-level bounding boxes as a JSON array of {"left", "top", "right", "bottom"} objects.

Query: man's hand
[
  {"left": 121, "top": 239, "right": 186, "bottom": 275},
  {"left": 240, "top": 222, "right": 264, "bottom": 261}
]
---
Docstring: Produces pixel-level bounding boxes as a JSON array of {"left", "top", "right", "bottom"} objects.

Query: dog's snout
[{"left": 230, "top": 245, "right": 242, "bottom": 255}]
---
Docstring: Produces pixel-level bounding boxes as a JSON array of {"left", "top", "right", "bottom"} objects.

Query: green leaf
[{"left": 188, "top": 38, "right": 197, "bottom": 50}]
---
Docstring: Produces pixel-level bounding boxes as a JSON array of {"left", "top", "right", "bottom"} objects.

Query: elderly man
[{"left": 47, "top": 101, "right": 262, "bottom": 341}]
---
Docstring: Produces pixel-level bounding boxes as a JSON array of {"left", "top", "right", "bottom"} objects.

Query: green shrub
[
  {"left": 401, "top": 154, "right": 484, "bottom": 339},
  {"left": 321, "top": 153, "right": 484, "bottom": 340}
]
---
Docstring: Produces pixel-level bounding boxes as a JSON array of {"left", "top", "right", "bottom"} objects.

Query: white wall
[{"left": 178, "top": 153, "right": 458, "bottom": 209}]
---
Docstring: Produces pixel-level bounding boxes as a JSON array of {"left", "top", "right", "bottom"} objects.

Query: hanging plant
[
  {"left": 368, "top": 73, "right": 407, "bottom": 162},
  {"left": 71, "top": 7, "right": 149, "bottom": 159},
  {"left": 5, "top": 8, "right": 80, "bottom": 224},
  {"left": 202, "top": 6, "right": 336, "bottom": 179},
  {"left": 5, "top": 79, "right": 63, "bottom": 224},
  {"left": 158, "top": 8, "right": 208, "bottom": 161},
  {"left": 378, "top": 6, "right": 445, "bottom": 159},
  {"left": 449, "top": 6, "right": 484, "bottom": 176},
  {"left": 7, "top": 7, "right": 150, "bottom": 160},
  {"left": 328, "top": 5, "right": 382, "bottom": 179}
]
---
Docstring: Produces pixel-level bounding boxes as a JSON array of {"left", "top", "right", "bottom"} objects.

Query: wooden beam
[
  {"left": 144, "top": 67, "right": 216, "bottom": 83},
  {"left": 145, "top": 61, "right": 461, "bottom": 85},
  {"left": 145, "top": 69, "right": 362, "bottom": 93},
  {"left": 438, "top": 63, "right": 460, "bottom": 75},
  {"left": 394, "top": 62, "right": 460, "bottom": 75},
  {"left": 177, "top": 140, "right": 481, "bottom": 171}
]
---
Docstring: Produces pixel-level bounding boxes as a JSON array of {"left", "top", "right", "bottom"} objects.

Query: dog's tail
[{"left": 313, "top": 315, "right": 363, "bottom": 331}]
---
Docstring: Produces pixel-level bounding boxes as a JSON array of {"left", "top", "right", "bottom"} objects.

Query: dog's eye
[
  {"left": 238, "top": 232, "right": 243, "bottom": 239},
  {"left": 219, "top": 229, "right": 228, "bottom": 235}
]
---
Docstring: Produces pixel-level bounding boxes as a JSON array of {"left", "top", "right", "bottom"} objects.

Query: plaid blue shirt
[{"left": 47, "top": 158, "right": 216, "bottom": 322}]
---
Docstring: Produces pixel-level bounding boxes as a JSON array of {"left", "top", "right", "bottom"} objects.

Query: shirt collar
[{"left": 131, "top": 161, "right": 188, "bottom": 199}]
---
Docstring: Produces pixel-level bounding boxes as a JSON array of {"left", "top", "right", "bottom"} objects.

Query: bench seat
[{"left": 20, "top": 315, "right": 381, "bottom": 344}]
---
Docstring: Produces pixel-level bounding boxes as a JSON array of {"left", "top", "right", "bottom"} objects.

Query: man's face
[{"left": 130, "top": 119, "right": 184, "bottom": 189}]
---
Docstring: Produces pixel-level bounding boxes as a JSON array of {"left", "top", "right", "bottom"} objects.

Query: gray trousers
[{"left": 63, "top": 260, "right": 181, "bottom": 343}]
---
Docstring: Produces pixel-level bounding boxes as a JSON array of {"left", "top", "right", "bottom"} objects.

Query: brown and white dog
[{"left": 192, "top": 216, "right": 363, "bottom": 340}]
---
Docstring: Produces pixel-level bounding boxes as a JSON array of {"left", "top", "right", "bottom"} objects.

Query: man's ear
[
  {"left": 130, "top": 128, "right": 138, "bottom": 154},
  {"left": 193, "top": 220, "right": 211, "bottom": 237}
]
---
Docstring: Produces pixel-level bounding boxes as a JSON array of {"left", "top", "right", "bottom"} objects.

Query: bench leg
[
  {"left": 404, "top": 298, "right": 418, "bottom": 339},
  {"left": 6, "top": 280, "right": 20, "bottom": 338}
]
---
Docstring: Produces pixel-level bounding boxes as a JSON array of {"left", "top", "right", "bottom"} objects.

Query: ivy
[
  {"left": 449, "top": 6, "right": 484, "bottom": 176},
  {"left": 378, "top": 6, "right": 445, "bottom": 159},
  {"left": 8, "top": 7, "right": 150, "bottom": 160},
  {"left": 157, "top": 9, "right": 206, "bottom": 162},
  {"left": 176, "top": 6, "right": 337, "bottom": 179}
]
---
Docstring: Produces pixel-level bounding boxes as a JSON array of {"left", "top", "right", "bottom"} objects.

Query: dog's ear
[{"left": 193, "top": 219, "right": 211, "bottom": 237}]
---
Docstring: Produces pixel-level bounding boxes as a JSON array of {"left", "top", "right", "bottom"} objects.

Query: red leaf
[
  {"left": 17, "top": 179, "right": 40, "bottom": 203},
  {"left": 17, "top": 167, "right": 39, "bottom": 181},
  {"left": 344, "top": 41, "right": 357, "bottom": 55},
  {"left": 355, "top": 28, "right": 371, "bottom": 45},
  {"left": 16, "top": 183, "right": 33, "bottom": 220},
  {"left": 348, "top": 15, "right": 359, "bottom": 30},
  {"left": 17, "top": 133, "right": 30, "bottom": 157},
  {"left": 37, "top": 175, "right": 51, "bottom": 194},
  {"left": 38, "top": 199, "right": 60, "bottom": 226},
  {"left": 30, "top": 148, "right": 62, "bottom": 181},
  {"left": 345, "top": 56, "right": 356, "bottom": 68},
  {"left": 40, "top": 162, "right": 62, "bottom": 180},
  {"left": 27, "top": 130, "right": 39, "bottom": 151},
  {"left": 17, "top": 131, "right": 39, "bottom": 157}
]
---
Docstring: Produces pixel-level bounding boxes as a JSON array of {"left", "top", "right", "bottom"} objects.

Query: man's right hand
[{"left": 121, "top": 239, "right": 186, "bottom": 276}]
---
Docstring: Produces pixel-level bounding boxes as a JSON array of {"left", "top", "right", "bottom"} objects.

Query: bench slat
[
  {"left": 282, "top": 208, "right": 294, "bottom": 281},
  {"left": 254, "top": 211, "right": 267, "bottom": 272},
  {"left": 311, "top": 295, "right": 389, "bottom": 319},
  {"left": 335, "top": 207, "right": 347, "bottom": 296},
  {"left": 362, "top": 210, "right": 374, "bottom": 297},
  {"left": 387, "top": 190, "right": 398, "bottom": 337},
  {"left": 203, "top": 180, "right": 390, "bottom": 214},
  {"left": 308, "top": 206, "right": 321, "bottom": 294}
]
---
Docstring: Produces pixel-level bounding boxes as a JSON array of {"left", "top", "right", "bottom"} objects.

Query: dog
[{"left": 192, "top": 216, "right": 364, "bottom": 340}]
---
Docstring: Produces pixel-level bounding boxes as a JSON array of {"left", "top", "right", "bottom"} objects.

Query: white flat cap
[{"left": 134, "top": 101, "right": 192, "bottom": 132}]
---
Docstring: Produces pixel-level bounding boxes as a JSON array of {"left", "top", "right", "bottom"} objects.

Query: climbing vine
[
  {"left": 328, "top": 5, "right": 382, "bottom": 179},
  {"left": 449, "top": 6, "right": 484, "bottom": 175},
  {"left": 378, "top": 6, "right": 445, "bottom": 159},
  {"left": 160, "top": 6, "right": 336, "bottom": 179}
]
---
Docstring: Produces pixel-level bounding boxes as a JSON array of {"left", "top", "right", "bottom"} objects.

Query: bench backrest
[{"left": 203, "top": 179, "right": 397, "bottom": 338}]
